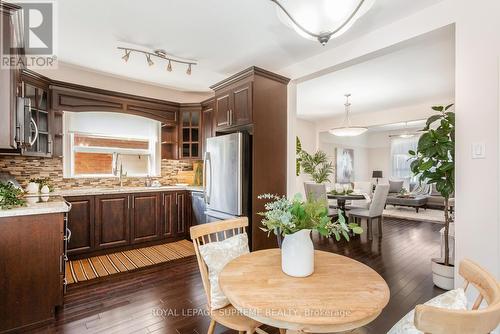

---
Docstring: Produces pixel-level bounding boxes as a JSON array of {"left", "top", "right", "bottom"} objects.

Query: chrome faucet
[{"left": 113, "top": 153, "right": 127, "bottom": 187}]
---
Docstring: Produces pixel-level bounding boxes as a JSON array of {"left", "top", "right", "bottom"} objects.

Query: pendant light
[
  {"left": 329, "top": 94, "right": 368, "bottom": 137},
  {"left": 270, "top": 0, "right": 376, "bottom": 45}
]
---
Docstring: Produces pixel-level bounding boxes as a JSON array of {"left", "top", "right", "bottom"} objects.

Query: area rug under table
[
  {"left": 66, "top": 239, "right": 195, "bottom": 284},
  {"left": 383, "top": 206, "right": 445, "bottom": 223}
]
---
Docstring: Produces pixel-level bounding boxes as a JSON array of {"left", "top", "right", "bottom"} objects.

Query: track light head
[
  {"left": 122, "top": 49, "right": 130, "bottom": 62},
  {"left": 186, "top": 64, "right": 192, "bottom": 75},
  {"left": 146, "top": 54, "right": 154, "bottom": 66},
  {"left": 167, "top": 60, "right": 172, "bottom": 72}
]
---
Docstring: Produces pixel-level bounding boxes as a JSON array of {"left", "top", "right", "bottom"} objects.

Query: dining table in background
[
  {"left": 219, "top": 249, "right": 390, "bottom": 333},
  {"left": 327, "top": 193, "right": 366, "bottom": 220}
]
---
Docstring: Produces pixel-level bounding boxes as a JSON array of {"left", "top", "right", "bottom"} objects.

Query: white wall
[
  {"left": 36, "top": 62, "right": 213, "bottom": 103},
  {"left": 284, "top": 0, "right": 500, "bottom": 284},
  {"left": 454, "top": 0, "right": 500, "bottom": 284}
]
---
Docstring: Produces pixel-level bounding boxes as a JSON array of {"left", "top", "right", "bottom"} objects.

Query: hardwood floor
[{"left": 31, "top": 218, "right": 444, "bottom": 334}]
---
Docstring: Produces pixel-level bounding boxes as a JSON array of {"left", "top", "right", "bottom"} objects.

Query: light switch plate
[{"left": 472, "top": 143, "right": 486, "bottom": 159}]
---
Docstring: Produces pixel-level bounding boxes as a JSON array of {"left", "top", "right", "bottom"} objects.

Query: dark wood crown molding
[
  {"left": 0, "top": 2, "right": 21, "bottom": 14},
  {"left": 210, "top": 66, "right": 290, "bottom": 91}
]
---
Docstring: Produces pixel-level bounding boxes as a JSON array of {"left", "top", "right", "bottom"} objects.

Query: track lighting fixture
[
  {"left": 117, "top": 46, "right": 197, "bottom": 76},
  {"left": 121, "top": 49, "right": 131, "bottom": 62},
  {"left": 146, "top": 54, "right": 154, "bottom": 66}
]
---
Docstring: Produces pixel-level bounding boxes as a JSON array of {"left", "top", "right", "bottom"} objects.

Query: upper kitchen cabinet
[
  {"left": 213, "top": 81, "right": 252, "bottom": 131},
  {"left": 179, "top": 104, "right": 202, "bottom": 160},
  {"left": 201, "top": 98, "right": 215, "bottom": 156},
  {"left": 0, "top": 3, "right": 21, "bottom": 154},
  {"left": 21, "top": 71, "right": 54, "bottom": 157}
]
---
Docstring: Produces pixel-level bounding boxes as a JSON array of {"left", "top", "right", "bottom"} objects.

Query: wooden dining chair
[
  {"left": 190, "top": 218, "right": 271, "bottom": 334},
  {"left": 414, "top": 259, "right": 500, "bottom": 334}
]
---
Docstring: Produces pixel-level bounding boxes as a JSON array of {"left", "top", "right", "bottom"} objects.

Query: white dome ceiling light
[
  {"left": 329, "top": 94, "right": 368, "bottom": 137},
  {"left": 270, "top": 0, "right": 376, "bottom": 45}
]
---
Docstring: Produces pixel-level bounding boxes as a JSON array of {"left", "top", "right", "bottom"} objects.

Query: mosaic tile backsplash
[{"left": 0, "top": 156, "right": 194, "bottom": 190}]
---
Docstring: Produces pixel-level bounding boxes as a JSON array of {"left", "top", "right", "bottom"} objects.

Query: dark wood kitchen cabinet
[
  {"left": 161, "top": 191, "right": 176, "bottom": 238},
  {"left": 130, "top": 192, "right": 161, "bottom": 244},
  {"left": 65, "top": 190, "right": 192, "bottom": 258},
  {"left": 201, "top": 98, "right": 214, "bottom": 156},
  {"left": 179, "top": 104, "right": 202, "bottom": 160},
  {"left": 175, "top": 191, "right": 190, "bottom": 237},
  {"left": 0, "top": 3, "right": 21, "bottom": 154},
  {"left": 66, "top": 196, "right": 95, "bottom": 256},
  {"left": 214, "top": 81, "right": 252, "bottom": 131},
  {"left": 0, "top": 213, "right": 64, "bottom": 333},
  {"left": 210, "top": 67, "right": 290, "bottom": 250},
  {"left": 21, "top": 73, "right": 54, "bottom": 157},
  {"left": 95, "top": 194, "right": 130, "bottom": 250}
]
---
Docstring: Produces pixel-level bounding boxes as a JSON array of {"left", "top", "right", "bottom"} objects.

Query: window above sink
[{"left": 63, "top": 112, "right": 161, "bottom": 178}]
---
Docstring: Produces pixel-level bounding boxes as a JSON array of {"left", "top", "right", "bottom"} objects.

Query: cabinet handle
[
  {"left": 226, "top": 110, "right": 230, "bottom": 125},
  {"left": 229, "top": 109, "right": 233, "bottom": 125},
  {"left": 48, "top": 135, "right": 53, "bottom": 154},
  {"left": 64, "top": 227, "right": 72, "bottom": 242}
]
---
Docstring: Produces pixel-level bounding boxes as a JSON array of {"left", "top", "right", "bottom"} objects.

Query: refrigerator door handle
[{"left": 204, "top": 151, "right": 211, "bottom": 205}]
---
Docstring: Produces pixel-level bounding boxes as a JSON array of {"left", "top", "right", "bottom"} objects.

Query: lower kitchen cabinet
[
  {"left": 65, "top": 190, "right": 191, "bottom": 258},
  {"left": 131, "top": 192, "right": 161, "bottom": 244},
  {"left": 95, "top": 194, "right": 130, "bottom": 250},
  {"left": 176, "top": 191, "right": 190, "bottom": 237},
  {"left": 161, "top": 192, "right": 176, "bottom": 238},
  {"left": 66, "top": 196, "right": 94, "bottom": 256},
  {"left": 0, "top": 213, "right": 64, "bottom": 332}
]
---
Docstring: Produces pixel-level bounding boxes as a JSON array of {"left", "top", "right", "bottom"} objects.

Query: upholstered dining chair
[
  {"left": 190, "top": 218, "right": 272, "bottom": 334},
  {"left": 348, "top": 184, "right": 390, "bottom": 240},
  {"left": 388, "top": 259, "right": 500, "bottom": 334},
  {"left": 304, "top": 182, "right": 338, "bottom": 218},
  {"left": 348, "top": 181, "right": 373, "bottom": 210}
]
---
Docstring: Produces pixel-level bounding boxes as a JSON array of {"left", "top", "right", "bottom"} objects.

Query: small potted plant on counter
[
  {"left": 409, "top": 104, "right": 455, "bottom": 290},
  {"left": 0, "top": 182, "right": 26, "bottom": 210},
  {"left": 258, "top": 193, "right": 363, "bottom": 277},
  {"left": 28, "top": 177, "right": 54, "bottom": 194}
]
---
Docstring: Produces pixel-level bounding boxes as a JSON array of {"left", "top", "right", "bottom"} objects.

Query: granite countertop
[
  {"left": 55, "top": 185, "right": 204, "bottom": 197},
  {"left": 0, "top": 195, "right": 70, "bottom": 218}
]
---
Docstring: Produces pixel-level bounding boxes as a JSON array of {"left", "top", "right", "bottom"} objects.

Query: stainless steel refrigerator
[{"left": 204, "top": 132, "right": 250, "bottom": 223}]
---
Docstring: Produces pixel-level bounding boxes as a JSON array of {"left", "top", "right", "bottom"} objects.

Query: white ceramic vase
[
  {"left": 40, "top": 185, "right": 50, "bottom": 194},
  {"left": 281, "top": 229, "right": 314, "bottom": 277},
  {"left": 26, "top": 182, "right": 39, "bottom": 194}
]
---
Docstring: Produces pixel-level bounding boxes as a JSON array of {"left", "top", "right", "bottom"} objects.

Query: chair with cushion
[
  {"left": 388, "top": 259, "right": 500, "bottom": 334},
  {"left": 304, "top": 182, "right": 338, "bottom": 218},
  {"left": 348, "top": 181, "right": 373, "bottom": 210},
  {"left": 190, "top": 218, "right": 271, "bottom": 334},
  {"left": 348, "top": 184, "right": 390, "bottom": 240},
  {"left": 388, "top": 179, "right": 405, "bottom": 194}
]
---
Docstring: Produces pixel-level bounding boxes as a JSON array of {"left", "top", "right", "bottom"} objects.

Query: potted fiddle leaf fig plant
[
  {"left": 299, "top": 149, "right": 334, "bottom": 184},
  {"left": 409, "top": 104, "right": 455, "bottom": 290},
  {"left": 258, "top": 193, "right": 362, "bottom": 278}
]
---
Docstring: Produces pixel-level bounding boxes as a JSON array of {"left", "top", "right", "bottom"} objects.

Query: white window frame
[{"left": 64, "top": 131, "right": 159, "bottom": 178}]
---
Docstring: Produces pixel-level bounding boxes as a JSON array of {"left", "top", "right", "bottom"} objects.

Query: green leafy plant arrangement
[
  {"left": 328, "top": 189, "right": 354, "bottom": 196},
  {"left": 0, "top": 182, "right": 26, "bottom": 210},
  {"left": 258, "top": 193, "right": 363, "bottom": 241},
  {"left": 299, "top": 149, "right": 334, "bottom": 184},
  {"left": 409, "top": 104, "right": 454, "bottom": 266},
  {"left": 29, "top": 177, "right": 54, "bottom": 192}
]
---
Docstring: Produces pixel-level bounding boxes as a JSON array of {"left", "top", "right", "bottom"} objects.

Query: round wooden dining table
[{"left": 219, "top": 249, "right": 390, "bottom": 333}]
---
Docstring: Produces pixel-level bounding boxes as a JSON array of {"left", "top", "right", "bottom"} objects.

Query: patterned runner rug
[{"left": 66, "top": 239, "right": 195, "bottom": 284}]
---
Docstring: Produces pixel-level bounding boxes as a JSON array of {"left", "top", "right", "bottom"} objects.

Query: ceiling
[
  {"left": 55, "top": 0, "right": 443, "bottom": 92},
  {"left": 296, "top": 26, "right": 455, "bottom": 121}
]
